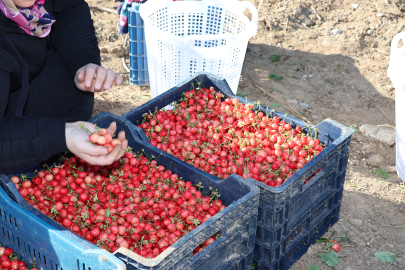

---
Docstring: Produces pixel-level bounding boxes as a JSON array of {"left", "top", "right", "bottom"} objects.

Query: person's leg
[{"left": 5, "top": 51, "right": 94, "bottom": 122}]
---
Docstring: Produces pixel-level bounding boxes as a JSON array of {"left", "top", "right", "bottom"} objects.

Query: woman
[{"left": 0, "top": 0, "right": 128, "bottom": 172}]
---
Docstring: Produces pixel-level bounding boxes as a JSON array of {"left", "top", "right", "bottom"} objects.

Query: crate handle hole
[
  {"left": 192, "top": 230, "right": 221, "bottom": 257},
  {"left": 303, "top": 167, "right": 322, "bottom": 186}
]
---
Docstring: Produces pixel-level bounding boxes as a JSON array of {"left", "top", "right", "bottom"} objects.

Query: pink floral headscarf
[{"left": 0, "top": 0, "right": 55, "bottom": 37}]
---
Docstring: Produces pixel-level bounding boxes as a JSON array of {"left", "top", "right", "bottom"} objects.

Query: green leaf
[
  {"left": 368, "top": 168, "right": 390, "bottom": 179},
  {"left": 309, "top": 264, "right": 320, "bottom": 270},
  {"left": 237, "top": 93, "right": 250, "bottom": 97},
  {"left": 316, "top": 238, "right": 329, "bottom": 243},
  {"left": 322, "top": 242, "right": 335, "bottom": 251},
  {"left": 268, "top": 74, "right": 284, "bottom": 81},
  {"left": 141, "top": 96, "right": 150, "bottom": 100},
  {"left": 104, "top": 207, "right": 111, "bottom": 218},
  {"left": 272, "top": 88, "right": 284, "bottom": 94},
  {"left": 350, "top": 183, "right": 358, "bottom": 187},
  {"left": 251, "top": 263, "right": 256, "bottom": 270},
  {"left": 349, "top": 125, "right": 359, "bottom": 133},
  {"left": 375, "top": 168, "right": 389, "bottom": 179},
  {"left": 270, "top": 54, "right": 281, "bottom": 62},
  {"left": 268, "top": 103, "right": 282, "bottom": 108},
  {"left": 321, "top": 250, "right": 339, "bottom": 267},
  {"left": 374, "top": 251, "right": 396, "bottom": 263}
]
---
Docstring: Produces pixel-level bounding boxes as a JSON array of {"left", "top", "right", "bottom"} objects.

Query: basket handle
[
  {"left": 238, "top": 0, "right": 258, "bottom": 37},
  {"left": 390, "top": 32, "right": 405, "bottom": 56}
]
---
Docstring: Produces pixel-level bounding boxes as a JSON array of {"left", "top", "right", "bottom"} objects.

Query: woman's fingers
[
  {"left": 83, "top": 142, "right": 126, "bottom": 166},
  {"left": 83, "top": 65, "right": 97, "bottom": 90},
  {"left": 115, "top": 73, "right": 123, "bottom": 85},
  {"left": 94, "top": 66, "right": 107, "bottom": 92},
  {"left": 116, "top": 139, "right": 129, "bottom": 160},
  {"left": 76, "top": 68, "right": 86, "bottom": 83},
  {"left": 107, "top": 122, "right": 117, "bottom": 136},
  {"left": 103, "top": 69, "right": 116, "bottom": 90},
  {"left": 75, "top": 64, "right": 122, "bottom": 92}
]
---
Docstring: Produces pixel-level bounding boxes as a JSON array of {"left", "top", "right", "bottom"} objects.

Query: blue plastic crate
[
  {"left": 254, "top": 201, "right": 342, "bottom": 270},
  {"left": 255, "top": 150, "right": 348, "bottom": 251},
  {"left": 0, "top": 187, "right": 126, "bottom": 270},
  {"left": 121, "top": 72, "right": 353, "bottom": 269},
  {"left": 128, "top": 4, "right": 149, "bottom": 86},
  {"left": 253, "top": 186, "right": 344, "bottom": 269},
  {"left": 0, "top": 112, "right": 260, "bottom": 270}
]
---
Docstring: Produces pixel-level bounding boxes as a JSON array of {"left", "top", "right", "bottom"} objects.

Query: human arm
[
  {"left": 50, "top": 0, "right": 101, "bottom": 77},
  {"left": 0, "top": 59, "right": 68, "bottom": 168},
  {"left": 50, "top": 0, "right": 122, "bottom": 92},
  {"left": 0, "top": 55, "right": 127, "bottom": 168}
]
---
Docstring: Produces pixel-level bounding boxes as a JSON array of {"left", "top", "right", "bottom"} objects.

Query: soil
[{"left": 85, "top": 0, "right": 404, "bottom": 269}]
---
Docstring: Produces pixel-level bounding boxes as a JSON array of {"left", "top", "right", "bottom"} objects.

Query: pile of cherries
[
  {"left": 14, "top": 151, "right": 224, "bottom": 259},
  {"left": 138, "top": 83, "right": 325, "bottom": 187}
]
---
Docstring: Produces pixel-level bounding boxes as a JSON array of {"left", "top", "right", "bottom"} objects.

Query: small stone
[
  {"left": 115, "top": 47, "right": 127, "bottom": 57},
  {"left": 332, "top": 29, "right": 342, "bottom": 35},
  {"left": 100, "top": 47, "right": 108, "bottom": 53},
  {"left": 306, "top": 246, "right": 316, "bottom": 256},
  {"left": 366, "top": 154, "right": 384, "bottom": 167},
  {"left": 366, "top": 241, "right": 371, "bottom": 246},
  {"left": 360, "top": 124, "right": 396, "bottom": 146},
  {"left": 247, "top": 44, "right": 262, "bottom": 53},
  {"left": 323, "top": 40, "right": 330, "bottom": 44},
  {"left": 377, "top": 13, "right": 384, "bottom": 17},
  {"left": 292, "top": 65, "right": 301, "bottom": 71},
  {"left": 307, "top": 32, "right": 318, "bottom": 39},
  {"left": 367, "top": 29, "right": 373, "bottom": 35},
  {"left": 275, "top": 7, "right": 286, "bottom": 13},
  {"left": 388, "top": 244, "right": 394, "bottom": 249},
  {"left": 287, "top": 99, "right": 298, "bottom": 104},
  {"left": 375, "top": 24, "right": 380, "bottom": 29},
  {"left": 382, "top": 37, "right": 387, "bottom": 41},
  {"left": 348, "top": 218, "right": 363, "bottom": 227},
  {"left": 312, "top": 115, "right": 319, "bottom": 120},
  {"left": 300, "top": 102, "right": 309, "bottom": 108},
  {"left": 352, "top": 4, "right": 359, "bottom": 9}
]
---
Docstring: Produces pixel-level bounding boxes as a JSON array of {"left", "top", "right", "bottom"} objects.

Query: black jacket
[{"left": 0, "top": 0, "right": 101, "bottom": 169}]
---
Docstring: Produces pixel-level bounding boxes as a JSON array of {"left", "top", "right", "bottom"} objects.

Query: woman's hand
[
  {"left": 65, "top": 121, "right": 128, "bottom": 166},
  {"left": 74, "top": 64, "right": 123, "bottom": 92}
]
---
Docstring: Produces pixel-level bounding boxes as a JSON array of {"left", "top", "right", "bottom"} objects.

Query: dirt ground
[{"left": 85, "top": 0, "right": 404, "bottom": 269}]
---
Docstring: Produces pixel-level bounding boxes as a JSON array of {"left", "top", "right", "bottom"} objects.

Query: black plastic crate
[
  {"left": 253, "top": 201, "right": 342, "bottom": 270},
  {"left": 122, "top": 72, "right": 353, "bottom": 269},
  {"left": 0, "top": 112, "right": 260, "bottom": 270},
  {"left": 253, "top": 187, "right": 343, "bottom": 268}
]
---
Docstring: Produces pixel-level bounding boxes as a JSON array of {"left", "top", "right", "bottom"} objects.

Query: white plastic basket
[
  {"left": 388, "top": 32, "right": 405, "bottom": 182},
  {"left": 140, "top": 0, "right": 258, "bottom": 98}
]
